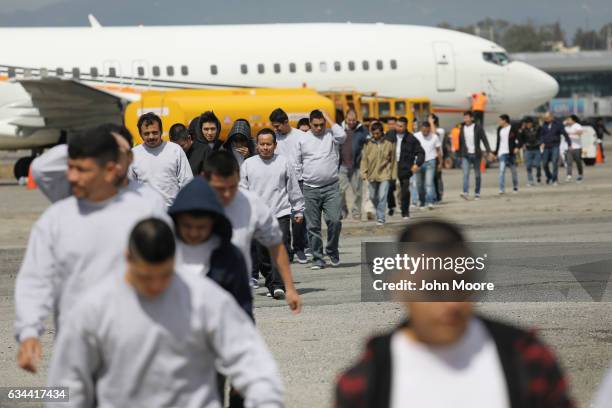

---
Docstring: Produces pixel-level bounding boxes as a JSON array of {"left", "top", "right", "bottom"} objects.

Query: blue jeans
[
  {"left": 462, "top": 154, "right": 481, "bottom": 195},
  {"left": 498, "top": 154, "right": 518, "bottom": 192},
  {"left": 416, "top": 159, "right": 436, "bottom": 205},
  {"left": 303, "top": 181, "right": 342, "bottom": 263},
  {"left": 524, "top": 149, "right": 542, "bottom": 184},
  {"left": 410, "top": 175, "right": 418, "bottom": 205},
  {"left": 368, "top": 180, "right": 390, "bottom": 223},
  {"left": 542, "top": 147, "right": 560, "bottom": 183}
]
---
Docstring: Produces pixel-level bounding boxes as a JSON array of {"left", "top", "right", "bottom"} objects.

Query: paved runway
[{"left": 1, "top": 161, "right": 611, "bottom": 407}]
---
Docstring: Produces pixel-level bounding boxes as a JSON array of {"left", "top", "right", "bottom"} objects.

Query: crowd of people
[{"left": 12, "top": 105, "right": 610, "bottom": 407}]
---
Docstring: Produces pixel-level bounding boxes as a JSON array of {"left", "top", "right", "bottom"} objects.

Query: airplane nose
[
  {"left": 509, "top": 61, "right": 559, "bottom": 106},
  {"left": 540, "top": 71, "right": 559, "bottom": 101}
]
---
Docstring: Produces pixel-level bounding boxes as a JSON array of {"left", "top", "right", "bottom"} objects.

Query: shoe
[
  {"left": 537, "top": 179, "right": 542, "bottom": 184},
  {"left": 304, "top": 248, "right": 313, "bottom": 259},
  {"left": 402, "top": 216, "right": 410, "bottom": 220},
  {"left": 527, "top": 183, "right": 534, "bottom": 187},
  {"left": 376, "top": 221, "right": 384, "bottom": 226},
  {"left": 427, "top": 204, "right": 434, "bottom": 210},
  {"left": 577, "top": 176, "right": 583, "bottom": 182},
  {"left": 512, "top": 189, "right": 518, "bottom": 194},
  {"left": 388, "top": 208, "right": 394, "bottom": 216},
  {"left": 566, "top": 175, "right": 572, "bottom": 181},
  {"left": 251, "top": 278, "right": 259, "bottom": 289},
  {"left": 498, "top": 191, "right": 505, "bottom": 195},
  {"left": 460, "top": 192, "right": 468, "bottom": 200},
  {"left": 474, "top": 194, "right": 480, "bottom": 200},
  {"left": 295, "top": 250, "right": 308, "bottom": 264},
  {"left": 366, "top": 212, "right": 375, "bottom": 220},
  {"left": 311, "top": 260, "right": 325, "bottom": 270},
  {"left": 553, "top": 182, "right": 559, "bottom": 186},
  {"left": 329, "top": 254, "right": 340, "bottom": 267},
  {"left": 266, "top": 292, "right": 272, "bottom": 297},
  {"left": 273, "top": 288, "right": 286, "bottom": 300}
]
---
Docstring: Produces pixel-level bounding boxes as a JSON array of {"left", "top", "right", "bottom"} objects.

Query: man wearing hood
[
  {"left": 224, "top": 119, "right": 255, "bottom": 166},
  {"left": 170, "top": 126, "right": 210, "bottom": 177},
  {"left": 193, "top": 111, "right": 224, "bottom": 151},
  {"left": 339, "top": 109, "right": 369, "bottom": 220},
  {"left": 168, "top": 177, "right": 253, "bottom": 319}
]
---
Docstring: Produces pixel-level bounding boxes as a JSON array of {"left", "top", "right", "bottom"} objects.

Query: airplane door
[
  {"left": 103, "top": 60, "right": 122, "bottom": 84},
  {"left": 481, "top": 74, "right": 505, "bottom": 109},
  {"left": 131, "top": 60, "right": 151, "bottom": 88},
  {"left": 432, "top": 42, "right": 456, "bottom": 92}
]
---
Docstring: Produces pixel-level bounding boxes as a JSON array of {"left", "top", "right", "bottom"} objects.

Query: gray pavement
[{"left": 1, "top": 160, "right": 612, "bottom": 407}]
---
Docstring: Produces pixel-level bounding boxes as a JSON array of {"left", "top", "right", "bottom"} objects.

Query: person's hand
[
  {"left": 540, "top": 143, "right": 545, "bottom": 151},
  {"left": 411, "top": 164, "right": 419, "bottom": 173},
  {"left": 294, "top": 214, "right": 304, "bottom": 224},
  {"left": 322, "top": 110, "right": 334, "bottom": 126},
  {"left": 488, "top": 152, "right": 496, "bottom": 161},
  {"left": 235, "top": 146, "right": 249, "bottom": 158},
  {"left": 18, "top": 337, "right": 41, "bottom": 373},
  {"left": 513, "top": 148, "right": 519, "bottom": 155},
  {"left": 285, "top": 288, "right": 302, "bottom": 314}
]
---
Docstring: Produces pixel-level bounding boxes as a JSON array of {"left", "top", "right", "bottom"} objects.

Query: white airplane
[{"left": 0, "top": 18, "right": 558, "bottom": 178}]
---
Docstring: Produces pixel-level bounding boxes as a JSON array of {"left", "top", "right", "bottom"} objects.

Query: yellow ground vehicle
[
  {"left": 125, "top": 88, "right": 334, "bottom": 144},
  {"left": 322, "top": 91, "right": 431, "bottom": 131}
]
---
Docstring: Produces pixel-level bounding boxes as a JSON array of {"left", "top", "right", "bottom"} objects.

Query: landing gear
[{"left": 13, "top": 156, "right": 34, "bottom": 180}]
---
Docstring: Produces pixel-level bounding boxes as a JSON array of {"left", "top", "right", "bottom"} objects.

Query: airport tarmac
[{"left": 1, "top": 160, "right": 612, "bottom": 407}]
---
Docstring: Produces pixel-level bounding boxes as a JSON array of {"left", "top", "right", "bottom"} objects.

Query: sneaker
[
  {"left": 474, "top": 194, "right": 480, "bottom": 201},
  {"left": 402, "top": 216, "right": 410, "bottom": 220},
  {"left": 295, "top": 250, "right": 308, "bottom": 264},
  {"left": 304, "top": 248, "right": 313, "bottom": 259},
  {"left": 427, "top": 203, "right": 434, "bottom": 210},
  {"left": 553, "top": 182, "right": 559, "bottom": 186},
  {"left": 311, "top": 260, "right": 325, "bottom": 270},
  {"left": 527, "top": 183, "right": 534, "bottom": 187},
  {"left": 251, "top": 278, "right": 259, "bottom": 289},
  {"left": 577, "top": 176, "right": 583, "bottom": 183},
  {"left": 566, "top": 175, "right": 572, "bottom": 181},
  {"left": 273, "top": 288, "right": 286, "bottom": 300},
  {"left": 498, "top": 191, "right": 505, "bottom": 195},
  {"left": 460, "top": 192, "right": 468, "bottom": 200},
  {"left": 266, "top": 292, "right": 272, "bottom": 297},
  {"left": 329, "top": 254, "right": 341, "bottom": 267},
  {"left": 537, "top": 179, "right": 542, "bottom": 184},
  {"left": 388, "top": 208, "right": 394, "bottom": 216},
  {"left": 376, "top": 221, "right": 384, "bottom": 226}
]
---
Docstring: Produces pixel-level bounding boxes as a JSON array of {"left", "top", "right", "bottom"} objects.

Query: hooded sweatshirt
[
  {"left": 224, "top": 120, "right": 255, "bottom": 166},
  {"left": 193, "top": 113, "right": 224, "bottom": 151},
  {"left": 168, "top": 178, "right": 253, "bottom": 319}
]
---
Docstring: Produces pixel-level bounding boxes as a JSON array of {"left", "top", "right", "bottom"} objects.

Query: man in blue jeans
[
  {"left": 494, "top": 114, "right": 520, "bottom": 194},
  {"left": 519, "top": 117, "right": 542, "bottom": 186},
  {"left": 459, "top": 111, "right": 492, "bottom": 200},
  {"left": 539, "top": 111, "right": 571, "bottom": 186},
  {"left": 414, "top": 117, "right": 442, "bottom": 209},
  {"left": 296, "top": 109, "right": 347, "bottom": 270}
]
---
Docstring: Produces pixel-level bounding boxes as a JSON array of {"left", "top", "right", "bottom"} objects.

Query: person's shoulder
[
  {"left": 132, "top": 143, "right": 145, "bottom": 152},
  {"left": 180, "top": 272, "right": 235, "bottom": 309}
]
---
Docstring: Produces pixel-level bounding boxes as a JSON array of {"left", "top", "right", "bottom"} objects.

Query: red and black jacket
[{"left": 335, "top": 317, "right": 574, "bottom": 408}]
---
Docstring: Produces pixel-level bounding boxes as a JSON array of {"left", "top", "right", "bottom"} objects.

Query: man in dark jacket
[
  {"left": 170, "top": 127, "right": 210, "bottom": 176},
  {"left": 335, "top": 220, "right": 575, "bottom": 408},
  {"left": 519, "top": 117, "right": 542, "bottom": 186},
  {"left": 494, "top": 114, "right": 521, "bottom": 194},
  {"left": 459, "top": 110, "right": 493, "bottom": 200},
  {"left": 539, "top": 112, "right": 571, "bottom": 185},
  {"left": 223, "top": 119, "right": 255, "bottom": 166},
  {"left": 339, "top": 109, "right": 369, "bottom": 220},
  {"left": 385, "top": 117, "right": 420, "bottom": 218}
]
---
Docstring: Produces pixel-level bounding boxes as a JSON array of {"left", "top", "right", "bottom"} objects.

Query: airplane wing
[{"left": 13, "top": 78, "right": 127, "bottom": 132}]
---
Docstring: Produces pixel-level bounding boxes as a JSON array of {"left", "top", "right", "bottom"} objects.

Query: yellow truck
[{"left": 125, "top": 88, "right": 334, "bottom": 144}]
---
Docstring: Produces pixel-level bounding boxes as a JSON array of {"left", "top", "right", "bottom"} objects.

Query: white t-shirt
[
  {"left": 395, "top": 133, "right": 405, "bottom": 162},
  {"left": 175, "top": 237, "right": 221, "bottom": 277},
  {"left": 565, "top": 123, "right": 583, "bottom": 149},
  {"left": 390, "top": 318, "right": 510, "bottom": 408},
  {"left": 414, "top": 131, "right": 441, "bottom": 162},
  {"left": 464, "top": 124, "right": 476, "bottom": 154},
  {"left": 498, "top": 125, "right": 511, "bottom": 156}
]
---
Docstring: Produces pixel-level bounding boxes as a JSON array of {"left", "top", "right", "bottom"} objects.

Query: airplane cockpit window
[
  {"left": 90, "top": 67, "right": 98, "bottom": 78},
  {"left": 258, "top": 64, "right": 265, "bottom": 74},
  {"left": 240, "top": 64, "right": 248, "bottom": 74},
  {"left": 305, "top": 62, "right": 312, "bottom": 73},
  {"left": 348, "top": 61, "right": 355, "bottom": 71},
  {"left": 72, "top": 68, "right": 80, "bottom": 79},
  {"left": 334, "top": 61, "right": 341, "bottom": 72},
  {"left": 137, "top": 67, "right": 145, "bottom": 77},
  {"left": 181, "top": 65, "right": 189, "bottom": 76},
  {"left": 482, "top": 52, "right": 510, "bottom": 66},
  {"left": 274, "top": 63, "right": 281, "bottom": 73},
  {"left": 376, "top": 60, "right": 383, "bottom": 70},
  {"left": 152, "top": 66, "right": 160, "bottom": 77},
  {"left": 362, "top": 60, "right": 370, "bottom": 71},
  {"left": 390, "top": 59, "right": 398, "bottom": 70},
  {"left": 211, "top": 65, "right": 218, "bottom": 75},
  {"left": 108, "top": 67, "right": 117, "bottom": 77},
  {"left": 56, "top": 68, "right": 64, "bottom": 77},
  {"left": 289, "top": 63, "right": 296, "bottom": 73},
  {"left": 167, "top": 66, "right": 175, "bottom": 76}
]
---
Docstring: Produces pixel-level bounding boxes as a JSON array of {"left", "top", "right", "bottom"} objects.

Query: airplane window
[
  {"left": 362, "top": 60, "right": 369, "bottom": 71},
  {"left": 305, "top": 62, "right": 312, "bottom": 73},
  {"left": 40, "top": 68, "right": 48, "bottom": 77},
  {"left": 390, "top": 59, "right": 398, "bottom": 70},
  {"left": 152, "top": 66, "right": 160, "bottom": 77},
  {"left": 334, "top": 61, "right": 341, "bottom": 72},
  {"left": 348, "top": 61, "right": 355, "bottom": 71},
  {"left": 108, "top": 67, "right": 117, "bottom": 77},
  {"left": 181, "top": 65, "right": 189, "bottom": 76},
  {"left": 240, "top": 64, "right": 248, "bottom": 74},
  {"left": 7, "top": 67, "right": 15, "bottom": 78},
  {"left": 274, "top": 63, "right": 281, "bottom": 74},
  {"left": 72, "top": 68, "right": 80, "bottom": 79},
  {"left": 258, "top": 64, "right": 265, "bottom": 74},
  {"left": 376, "top": 60, "right": 383, "bottom": 70},
  {"left": 289, "top": 63, "right": 296, "bottom": 73},
  {"left": 137, "top": 66, "right": 145, "bottom": 77},
  {"left": 319, "top": 62, "right": 328, "bottom": 72},
  {"left": 167, "top": 66, "right": 175, "bottom": 76},
  {"left": 90, "top": 67, "right": 99, "bottom": 78},
  {"left": 482, "top": 52, "right": 510, "bottom": 66},
  {"left": 56, "top": 68, "right": 64, "bottom": 77},
  {"left": 210, "top": 65, "right": 218, "bottom": 75}
]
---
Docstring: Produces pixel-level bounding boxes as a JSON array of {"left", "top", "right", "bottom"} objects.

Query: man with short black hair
[
  {"left": 130, "top": 112, "right": 193, "bottom": 207},
  {"left": 459, "top": 110, "right": 493, "bottom": 200},
  {"left": 48, "top": 217, "right": 284, "bottom": 408},
  {"left": 297, "top": 117, "right": 310, "bottom": 132},
  {"left": 296, "top": 109, "right": 346, "bottom": 269},
  {"left": 413, "top": 117, "right": 442, "bottom": 209},
  {"left": 494, "top": 114, "right": 520, "bottom": 194},
  {"left": 203, "top": 150, "right": 302, "bottom": 313},
  {"left": 196, "top": 111, "right": 223, "bottom": 151},
  {"left": 170, "top": 126, "right": 210, "bottom": 176},
  {"left": 519, "top": 117, "right": 542, "bottom": 186}
]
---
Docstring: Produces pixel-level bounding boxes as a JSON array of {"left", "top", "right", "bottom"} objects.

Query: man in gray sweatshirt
[
  {"left": 47, "top": 218, "right": 284, "bottom": 408},
  {"left": 295, "top": 110, "right": 347, "bottom": 269},
  {"left": 15, "top": 127, "right": 169, "bottom": 373},
  {"left": 240, "top": 128, "right": 305, "bottom": 298}
]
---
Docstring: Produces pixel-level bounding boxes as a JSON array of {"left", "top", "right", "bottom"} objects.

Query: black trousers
[
  {"left": 399, "top": 177, "right": 412, "bottom": 217},
  {"left": 257, "top": 215, "right": 291, "bottom": 293},
  {"left": 387, "top": 179, "right": 397, "bottom": 210},
  {"left": 291, "top": 216, "right": 306, "bottom": 253},
  {"left": 473, "top": 110, "right": 484, "bottom": 126}
]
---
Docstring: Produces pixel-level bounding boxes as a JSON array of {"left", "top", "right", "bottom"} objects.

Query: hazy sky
[{"left": 0, "top": 0, "right": 610, "bottom": 40}]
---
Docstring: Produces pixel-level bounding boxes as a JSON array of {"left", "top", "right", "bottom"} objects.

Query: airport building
[{"left": 512, "top": 50, "right": 612, "bottom": 118}]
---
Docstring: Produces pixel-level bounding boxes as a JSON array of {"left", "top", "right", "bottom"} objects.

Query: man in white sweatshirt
[
  {"left": 295, "top": 109, "right": 347, "bottom": 269},
  {"left": 47, "top": 218, "right": 284, "bottom": 408},
  {"left": 240, "top": 128, "right": 305, "bottom": 299},
  {"left": 130, "top": 112, "right": 193, "bottom": 207},
  {"left": 15, "top": 127, "right": 168, "bottom": 373}
]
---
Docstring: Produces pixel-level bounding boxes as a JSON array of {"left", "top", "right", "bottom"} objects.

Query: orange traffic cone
[
  {"left": 596, "top": 144, "right": 605, "bottom": 164},
  {"left": 26, "top": 165, "right": 37, "bottom": 190},
  {"left": 480, "top": 158, "right": 486, "bottom": 173}
]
